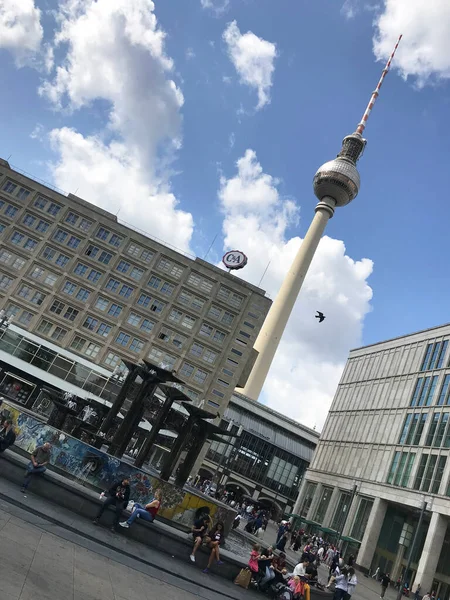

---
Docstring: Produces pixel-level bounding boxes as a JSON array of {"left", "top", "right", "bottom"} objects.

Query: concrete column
[
  {"left": 414, "top": 512, "right": 447, "bottom": 594},
  {"left": 356, "top": 497, "right": 388, "bottom": 571},
  {"left": 341, "top": 494, "right": 361, "bottom": 537},
  {"left": 391, "top": 544, "right": 407, "bottom": 581},
  {"left": 307, "top": 483, "right": 323, "bottom": 521},
  {"left": 240, "top": 197, "right": 335, "bottom": 400},
  {"left": 291, "top": 479, "right": 308, "bottom": 518},
  {"left": 322, "top": 486, "right": 340, "bottom": 528}
]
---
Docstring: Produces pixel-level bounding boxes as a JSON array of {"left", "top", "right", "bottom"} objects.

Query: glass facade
[
  {"left": 313, "top": 486, "right": 333, "bottom": 523},
  {"left": 301, "top": 482, "right": 317, "bottom": 517},
  {"left": 351, "top": 497, "right": 373, "bottom": 541},
  {"left": 331, "top": 491, "right": 351, "bottom": 533},
  {"left": 420, "top": 341, "right": 448, "bottom": 371}
]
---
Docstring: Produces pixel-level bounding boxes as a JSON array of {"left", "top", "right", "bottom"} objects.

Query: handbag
[{"left": 234, "top": 568, "right": 252, "bottom": 589}]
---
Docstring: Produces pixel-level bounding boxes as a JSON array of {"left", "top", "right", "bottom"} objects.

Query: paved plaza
[{"left": 0, "top": 478, "right": 402, "bottom": 600}]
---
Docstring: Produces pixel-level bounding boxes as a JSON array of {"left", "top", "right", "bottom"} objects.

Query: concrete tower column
[
  {"left": 241, "top": 197, "right": 336, "bottom": 399},
  {"left": 356, "top": 497, "right": 388, "bottom": 571},
  {"left": 414, "top": 512, "right": 447, "bottom": 594}
]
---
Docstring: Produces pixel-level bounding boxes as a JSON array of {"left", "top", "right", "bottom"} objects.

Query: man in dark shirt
[
  {"left": 190, "top": 516, "right": 210, "bottom": 562},
  {"left": 93, "top": 479, "right": 131, "bottom": 532},
  {"left": 381, "top": 573, "right": 391, "bottom": 598},
  {"left": 21, "top": 442, "right": 51, "bottom": 493},
  {"left": 0, "top": 420, "right": 16, "bottom": 453}
]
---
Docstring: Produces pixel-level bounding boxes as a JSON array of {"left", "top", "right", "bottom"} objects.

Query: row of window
[
  {"left": 421, "top": 341, "right": 448, "bottom": 371},
  {"left": 2, "top": 181, "right": 31, "bottom": 201},
  {"left": 388, "top": 450, "right": 448, "bottom": 495},
  {"left": 410, "top": 373, "right": 450, "bottom": 408}
]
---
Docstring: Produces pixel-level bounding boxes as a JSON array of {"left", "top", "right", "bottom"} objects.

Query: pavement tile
[
  {"left": 74, "top": 567, "right": 114, "bottom": 598},
  {"left": 0, "top": 520, "right": 42, "bottom": 550}
]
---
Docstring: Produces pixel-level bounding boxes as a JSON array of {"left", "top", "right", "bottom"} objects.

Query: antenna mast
[{"left": 356, "top": 34, "right": 402, "bottom": 136}]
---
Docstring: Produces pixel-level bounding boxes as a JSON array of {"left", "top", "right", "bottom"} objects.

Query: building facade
[
  {"left": 0, "top": 158, "right": 271, "bottom": 415},
  {"left": 200, "top": 392, "right": 319, "bottom": 517},
  {"left": 295, "top": 324, "right": 450, "bottom": 599}
]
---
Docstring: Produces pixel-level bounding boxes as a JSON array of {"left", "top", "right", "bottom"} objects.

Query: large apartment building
[
  {"left": 295, "top": 324, "right": 450, "bottom": 599},
  {"left": 0, "top": 158, "right": 271, "bottom": 415}
]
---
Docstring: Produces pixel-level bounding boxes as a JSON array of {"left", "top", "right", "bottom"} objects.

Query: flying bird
[{"left": 315, "top": 311, "right": 325, "bottom": 323}]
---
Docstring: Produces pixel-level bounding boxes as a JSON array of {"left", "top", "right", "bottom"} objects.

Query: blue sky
[{"left": 1, "top": 0, "right": 449, "bottom": 427}]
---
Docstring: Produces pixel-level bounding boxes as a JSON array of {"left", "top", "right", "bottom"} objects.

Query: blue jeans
[
  {"left": 126, "top": 503, "right": 154, "bottom": 526},
  {"left": 23, "top": 462, "right": 46, "bottom": 489},
  {"left": 260, "top": 567, "right": 275, "bottom": 587}
]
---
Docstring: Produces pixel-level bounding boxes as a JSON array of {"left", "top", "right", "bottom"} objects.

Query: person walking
[
  {"left": 119, "top": 488, "right": 162, "bottom": 529},
  {"left": 21, "top": 442, "right": 51, "bottom": 493},
  {"left": 346, "top": 567, "right": 358, "bottom": 600},
  {"left": 93, "top": 479, "right": 130, "bottom": 532},
  {"left": 0, "top": 420, "right": 16, "bottom": 453},
  {"left": 380, "top": 573, "right": 391, "bottom": 598},
  {"left": 415, "top": 584, "right": 422, "bottom": 600}
]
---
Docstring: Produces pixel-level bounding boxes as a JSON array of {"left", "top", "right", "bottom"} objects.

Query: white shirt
[
  {"left": 335, "top": 575, "right": 348, "bottom": 592},
  {"left": 293, "top": 563, "right": 307, "bottom": 577},
  {"left": 347, "top": 575, "right": 358, "bottom": 596}
]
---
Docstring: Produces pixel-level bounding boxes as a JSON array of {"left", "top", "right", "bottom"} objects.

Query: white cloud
[
  {"left": 38, "top": 0, "right": 193, "bottom": 252},
  {"left": 200, "top": 0, "right": 230, "bottom": 15},
  {"left": 0, "top": 0, "right": 43, "bottom": 66},
  {"left": 186, "top": 47, "right": 196, "bottom": 60},
  {"left": 341, "top": 0, "right": 359, "bottom": 19},
  {"left": 349, "top": 0, "right": 450, "bottom": 86},
  {"left": 219, "top": 150, "right": 373, "bottom": 429},
  {"left": 223, "top": 20, "right": 277, "bottom": 110}
]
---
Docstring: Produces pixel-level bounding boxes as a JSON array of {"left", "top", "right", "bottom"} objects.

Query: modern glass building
[
  {"left": 200, "top": 392, "right": 319, "bottom": 517},
  {"left": 0, "top": 158, "right": 271, "bottom": 416},
  {"left": 294, "top": 324, "right": 450, "bottom": 599}
]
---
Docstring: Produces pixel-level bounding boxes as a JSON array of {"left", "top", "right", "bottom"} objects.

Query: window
[
  {"left": 53, "top": 229, "right": 68, "bottom": 243},
  {"left": 119, "top": 284, "right": 134, "bottom": 298},
  {"left": 83, "top": 316, "right": 99, "bottom": 331},
  {"left": 130, "top": 338, "right": 144, "bottom": 353},
  {"left": 23, "top": 214, "right": 36, "bottom": 227},
  {"left": 217, "top": 286, "right": 244, "bottom": 308},
  {"left": 160, "top": 282, "right": 175, "bottom": 295},
  {"left": 213, "top": 330, "right": 226, "bottom": 344},
  {"left": 438, "top": 375, "right": 450, "bottom": 406},
  {"left": 0, "top": 250, "right": 11, "bottom": 263},
  {"left": 50, "top": 300, "right": 65, "bottom": 315},
  {"left": 108, "top": 303, "right": 123, "bottom": 317},
  {"left": 239, "top": 330, "right": 251, "bottom": 339},
  {"left": 63, "top": 282, "right": 77, "bottom": 295},
  {"left": 74, "top": 263, "right": 88, "bottom": 276},
  {"left": 141, "top": 319, "right": 154, "bottom": 333},
  {"left": 138, "top": 293, "right": 151, "bottom": 308},
  {"left": 410, "top": 376, "right": 439, "bottom": 407},
  {"left": 172, "top": 332, "right": 186, "bottom": 349},
  {"left": 151, "top": 299, "right": 165, "bottom": 313},
  {"left": 426, "top": 413, "right": 441, "bottom": 446},
  {"left": 207, "top": 306, "right": 221, "bottom": 320},
  {"left": 116, "top": 332, "right": 130, "bottom": 346},
  {"left": 187, "top": 272, "right": 213, "bottom": 293},
  {"left": 97, "top": 323, "right": 111, "bottom": 337},
  {"left": 12, "top": 257, "right": 25, "bottom": 270},
  {"left": 65, "top": 212, "right": 79, "bottom": 225},
  {"left": 181, "top": 315, "right": 196, "bottom": 330},
  {"left": 169, "top": 309, "right": 182, "bottom": 323},
  {"left": 130, "top": 267, "right": 144, "bottom": 281},
  {"left": 18, "top": 310, "right": 34, "bottom": 326},
  {"left": 95, "top": 297, "right": 109, "bottom": 311},
  {"left": 5, "top": 204, "right": 18, "bottom": 218},
  {"left": 96, "top": 227, "right": 109, "bottom": 240},
  {"left": 23, "top": 238, "right": 38, "bottom": 252},
  {"left": 30, "top": 266, "right": 44, "bottom": 279},
  {"left": 127, "top": 244, "right": 141, "bottom": 257},
  {"left": 34, "top": 196, "right": 47, "bottom": 210},
  {"left": 431, "top": 456, "right": 447, "bottom": 494},
  {"left": 104, "top": 352, "right": 121, "bottom": 368},
  {"left": 235, "top": 338, "right": 248, "bottom": 346},
  {"left": 243, "top": 320, "right": 255, "bottom": 329},
  {"left": 84, "top": 342, "right": 100, "bottom": 358},
  {"left": 71, "top": 336, "right": 86, "bottom": 352},
  {"left": 203, "top": 349, "right": 217, "bottom": 364},
  {"left": 350, "top": 498, "right": 374, "bottom": 541},
  {"left": 37, "top": 320, "right": 53, "bottom": 335},
  {"left": 36, "top": 220, "right": 50, "bottom": 233},
  {"left": 29, "top": 291, "right": 45, "bottom": 305},
  {"left": 421, "top": 341, "right": 448, "bottom": 371},
  {"left": 190, "top": 342, "right": 203, "bottom": 357},
  {"left": 211, "top": 390, "right": 224, "bottom": 399},
  {"left": 85, "top": 245, "right": 99, "bottom": 258},
  {"left": 147, "top": 275, "right": 161, "bottom": 289},
  {"left": 64, "top": 306, "right": 79, "bottom": 321},
  {"left": 147, "top": 347, "right": 177, "bottom": 369},
  {"left": 127, "top": 313, "right": 141, "bottom": 327},
  {"left": 231, "top": 348, "right": 242, "bottom": 356},
  {"left": 48, "top": 203, "right": 61, "bottom": 216},
  {"left": 0, "top": 274, "right": 13, "bottom": 289},
  {"left": 79, "top": 218, "right": 92, "bottom": 232},
  {"left": 156, "top": 257, "right": 184, "bottom": 279},
  {"left": 116, "top": 260, "right": 130, "bottom": 273},
  {"left": 434, "top": 413, "right": 449, "bottom": 447},
  {"left": 52, "top": 326, "right": 67, "bottom": 342},
  {"left": 56, "top": 253, "right": 70, "bottom": 267},
  {"left": 11, "top": 232, "right": 24, "bottom": 245},
  {"left": 141, "top": 249, "right": 154, "bottom": 263},
  {"left": 222, "top": 368, "right": 233, "bottom": 377},
  {"left": 217, "top": 378, "right": 229, "bottom": 387},
  {"left": 180, "top": 363, "right": 195, "bottom": 378},
  {"left": 199, "top": 323, "right": 213, "bottom": 337},
  {"left": 76, "top": 288, "right": 90, "bottom": 302},
  {"left": 193, "top": 369, "right": 208, "bottom": 385},
  {"left": 87, "top": 269, "right": 101, "bottom": 283},
  {"left": 106, "top": 278, "right": 120, "bottom": 292},
  {"left": 2, "top": 181, "right": 17, "bottom": 194},
  {"left": 16, "top": 187, "right": 30, "bottom": 200},
  {"left": 67, "top": 236, "right": 81, "bottom": 249},
  {"left": 109, "top": 234, "right": 122, "bottom": 247},
  {"left": 96, "top": 250, "right": 111, "bottom": 264}
]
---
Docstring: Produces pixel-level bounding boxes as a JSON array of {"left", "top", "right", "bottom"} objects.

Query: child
[
  {"left": 203, "top": 522, "right": 225, "bottom": 573},
  {"left": 248, "top": 543, "right": 261, "bottom": 575}
]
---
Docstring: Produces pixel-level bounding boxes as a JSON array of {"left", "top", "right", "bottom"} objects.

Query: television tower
[{"left": 241, "top": 36, "right": 402, "bottom": 400}]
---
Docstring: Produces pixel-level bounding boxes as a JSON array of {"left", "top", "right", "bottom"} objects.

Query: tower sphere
[{"left": 313, "top": 158, "right": 361, "bottom": 207}]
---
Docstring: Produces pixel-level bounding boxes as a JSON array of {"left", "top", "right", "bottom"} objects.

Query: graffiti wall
[{"left": 1, "top": 401, "right": 235, "bottom": 532}]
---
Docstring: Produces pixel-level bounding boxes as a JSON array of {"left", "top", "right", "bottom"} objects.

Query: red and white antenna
[{"left": 356, "top": 34, "right": 402, "bottom": 136}]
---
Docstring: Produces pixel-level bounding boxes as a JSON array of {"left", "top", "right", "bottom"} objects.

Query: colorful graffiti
[{"left": 2, "top": 401, "right": 235, "bottom": 531}]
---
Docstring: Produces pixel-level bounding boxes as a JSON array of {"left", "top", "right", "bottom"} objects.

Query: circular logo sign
[{"left": 222, "top": 250, "right": 248, "bottom": 270}]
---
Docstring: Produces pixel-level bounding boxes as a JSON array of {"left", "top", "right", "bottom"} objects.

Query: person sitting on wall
[
  {"left": 119, "top": 488, "right": 162, "bottom": 529},
  {"left": 190, "top": 515, "right": 211, "bottom": 563},
  {"left": 0, "top": 420, "right": 16, "bottom": 453},
  {"left": 202, "top": 521, "right": 225, "bottom": 573},
  {"left": 21, "top": 442, "right": 52, "bottom": 493},
  {"left": 93, "top": 479, "right": 130, "bottom": 532}
]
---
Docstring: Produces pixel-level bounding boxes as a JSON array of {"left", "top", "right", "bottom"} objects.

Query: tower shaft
[{"left": 240, "top": 197, "right": 335, "bottom": 399}]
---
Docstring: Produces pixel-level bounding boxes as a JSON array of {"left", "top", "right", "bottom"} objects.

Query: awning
[
  {"left": 318, "top": 526, "right": 337, "bottom": 534},
  {"left": 302, "top": 519, "right": 322, "bottom": 527},
  {"left": 340, "top": 536, "right": 361, "bottom": 544}
]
